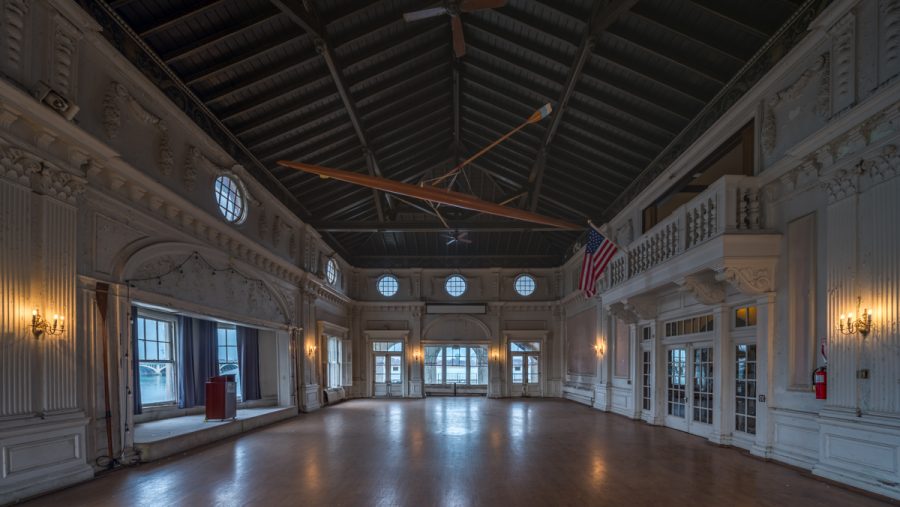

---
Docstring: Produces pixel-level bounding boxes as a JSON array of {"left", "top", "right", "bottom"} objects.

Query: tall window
[
  {"left": 327, "top": 336, "right": 342, "bottom": 389},
  {"left": 137, "top": 314, "right": 177, "bottom": 405},
  {"left": 217, "top": 325, "right": 241, "bottom": 398},
  {"left": 423, "top": 345, "right": 488, "bottom": 385},
  {"left": 736, "top": 344, "right": 757, "bottom": 435}
]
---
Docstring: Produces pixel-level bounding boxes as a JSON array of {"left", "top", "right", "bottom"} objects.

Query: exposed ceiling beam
[
  {"left": 522, "top": 0, "right": 639, "bottom": 212},
  {"left": 684, "top": 0, "right": 770, "bottom": 41},
  {"left": 271, "top": 0, "right": 393, "bottom": 221},
  {"left": 183, "top": 33, "right": 302, "bottom": 86},
  {"left": 311, "top": 221, "right": 579, "bottom": 233},
  {"left": 161, "top": 9, "right": 279, "bottom": 63},
  {"left": 137, "top": 0, "right": 228, "bottom": 38}
]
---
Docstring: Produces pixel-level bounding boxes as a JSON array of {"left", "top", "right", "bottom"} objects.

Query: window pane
[
  {"left": 512, "top": 356, "right": 523, "bottom": 384},
  {"left": 527, "top": 356, "right": 540, "bottom": 384},
  {"left": 390, "top": 355, "right": 401, "bottom": 383},
  {"left": 375, "top": 355, "right": 386, "bottom": 383}
]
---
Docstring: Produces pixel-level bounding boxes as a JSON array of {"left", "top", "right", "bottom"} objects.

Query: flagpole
[{"left": 587, "top": 220, "right": 624, "bottom": 252}]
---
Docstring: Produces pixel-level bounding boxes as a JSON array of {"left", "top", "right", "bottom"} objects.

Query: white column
[
  {"left": 710, "top": 304, "right": 732, "bottom": 445},
  {"left": 752, "top": 292, "right": 776, "bottom": 458}
]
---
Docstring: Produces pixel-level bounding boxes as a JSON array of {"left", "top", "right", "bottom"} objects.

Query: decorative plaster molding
[
  {"left": 625, "top": 296, "right": 657, "bottom": 319},
  {"left": 102, "top": 81, "right": 173, "bottom": 175},
  {"left": 129, "top": 252, "right": 290, "bottom": 324},
  {"left": 608, "top": 302, "right": 638, "bottom": 324},
  {"left": 762, "top": 53, "right": 831, "bottom": 154},
  {"left": 0, "top": 145, "right": 39, "bottom": 185},
  {"left": 678, "top": 272, "right": 726, "bottom": 305},
  {"left": 829, "top": 13, "right": 855, "bottom": 106},
  {"left": 821, "top": 166, "right": 859, "bottom": 202},
  {"left": 861, "top": 144, "right": 900, "bottom": 181},
  {"left": 51, "top": 13, "right": 81, "bottom": 99},
  {"left": 880, "top": 0, "right": 900, "bottom": 83},
  {"left": 715, "top": 266, "right": 774, "bottom": 295},
  {"left": 3, "top": 0, "right": 28, "bottom": 76},
  {"left": 33, "top": 164, "right": 85, "bottom": 204}
]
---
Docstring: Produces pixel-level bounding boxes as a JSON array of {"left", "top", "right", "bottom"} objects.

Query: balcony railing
[{"left": 607, "top": 175, "right": 765, "bottom": 289}]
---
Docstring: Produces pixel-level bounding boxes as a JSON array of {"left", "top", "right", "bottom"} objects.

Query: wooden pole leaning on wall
[{"left": 95, "top": 282, "right": 116, "bottom": 469}]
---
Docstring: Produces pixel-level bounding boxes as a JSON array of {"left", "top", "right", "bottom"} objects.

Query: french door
[
  {"left": 372, "top": 341, "right": 403, "bottom": 397},
  {"left": 665, "top": 344, "right": 714, "bottom": 437},
  {"left": 509, "top": 341, "right": 541, "bottom": 397}
]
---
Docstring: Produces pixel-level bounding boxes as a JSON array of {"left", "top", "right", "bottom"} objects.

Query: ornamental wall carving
[
  {"left": 129, "top": 252, "right": 290, "bottom": 324},
  {"left": 103, "top": 81, "right": 174, "bottom": 175}
]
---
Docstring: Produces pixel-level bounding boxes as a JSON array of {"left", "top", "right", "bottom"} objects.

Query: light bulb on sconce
[
  {"left": 838, "top": 297, "right": 872, "bottom": 337},
  {"left": 593, "top": 342, "right": 605, "bottom": 357},
  {"left": 30, "top": 308, "right": 65, "bottom": 338},
  {"left": 307, "top": 344, "right": 317, "bottom": 356}
]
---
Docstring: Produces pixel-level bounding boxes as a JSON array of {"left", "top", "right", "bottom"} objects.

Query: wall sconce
[
  {"left": 31, "top": 309, "right": 65, "bottom": 338},
  {"left": 413, "top": 350, "right": 420, "bottom": 362},
  {"left": 594, "top": 342, "right": 605, "bottom": 357},
  {"left": 838, "top": 297, "right": 872, "bottom": 337},
  {"left": 307, "top": 344, "right": 317, "bottom": 356}
]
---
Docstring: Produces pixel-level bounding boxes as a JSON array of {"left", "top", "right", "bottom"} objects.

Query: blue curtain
[
  {"left": 177, "top": 316, "right": 197, "bottom": 409},
  {"left": 131, "top": 306, "right": 142, "bottom": 415},
  {"left": 195, "top": 319, "right": 219, "bottom": 405},
  {"left": 237, "top": 326, "right": 261, "bottom": 401}
]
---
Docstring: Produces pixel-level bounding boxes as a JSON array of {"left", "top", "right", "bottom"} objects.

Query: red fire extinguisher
[
  {"left": 813, "top": 340, "right": 828, "bottom": 399},
  {"left": 813, "top": 366, "right": 827, "bottom": 400}
]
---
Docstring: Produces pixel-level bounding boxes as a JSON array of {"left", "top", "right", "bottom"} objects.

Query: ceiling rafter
[
  {"left": 312, "top": 221, "right": 578, "bottom": 233},
  {"left": 271, "top": 0, "right": 394, "bottom": 222},
  {"left": 161, "top": 9, "right": 280, "bottom": 64},
  {"left": 522, "top": 0, "right": 640, "bottom": 212},
  {"left": 137, "top": 0, "right": 228, "bottom": 38},
  {"left": 183, "top": 33, "right": 304, "bottom": 86},
  {"left": 205, "top": 51, "right": 324, "bottom": 106}
]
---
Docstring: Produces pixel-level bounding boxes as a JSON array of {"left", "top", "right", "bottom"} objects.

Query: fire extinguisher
[
  {"left": 813, "top": 340, "right": 828, "bottom": 400},
  {"left": 813, "top": 366, "right": 827, "bottom": 400}
]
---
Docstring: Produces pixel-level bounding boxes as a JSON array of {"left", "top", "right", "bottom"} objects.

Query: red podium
[{"left": 205, "top": 375, "right": 237, "bottom": 421}]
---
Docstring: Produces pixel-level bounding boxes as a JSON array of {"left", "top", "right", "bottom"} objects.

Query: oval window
[{"left": 445, "top": 275, "right": 467, "bottom": 297}]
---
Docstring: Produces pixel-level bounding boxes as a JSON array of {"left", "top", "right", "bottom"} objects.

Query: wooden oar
[{"left": 277, "top": 160, "right": 582, "bottom": 230}]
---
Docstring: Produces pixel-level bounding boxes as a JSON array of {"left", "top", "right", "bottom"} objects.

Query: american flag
[{"left": 579, "top": 228, "right": 617, "bottom": 297}]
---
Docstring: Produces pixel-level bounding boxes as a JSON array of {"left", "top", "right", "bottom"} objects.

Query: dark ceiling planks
[{"left": 101, "top": 0, "right": 805, "bottom": 268}]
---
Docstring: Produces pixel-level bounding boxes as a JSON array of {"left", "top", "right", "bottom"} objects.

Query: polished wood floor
[{"left": 25, "top": 398, "right": 893, "bottom": 506}]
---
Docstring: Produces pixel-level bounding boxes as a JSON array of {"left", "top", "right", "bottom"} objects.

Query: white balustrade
[{"left": 605, "top": 175, "right": 764, "bottom": 288}]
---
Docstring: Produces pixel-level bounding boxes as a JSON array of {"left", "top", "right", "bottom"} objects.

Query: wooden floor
[{"left": 25, "top": 398, "right": 893, "bottom": 507}]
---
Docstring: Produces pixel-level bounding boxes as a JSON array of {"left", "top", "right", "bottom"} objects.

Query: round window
[
  {"left": 377, "top": 275, "right": 399, "bottom": 297},
  {"left": 514, "top": 274, "right": 536, "bottom": 296},
  {"left": 325, "top": 258, "right": 338, "bottom": 285},
  {"left": 214, "top": 174, "right": 247, "bottom": 223},
  {"left": 445, "top": 275, "right": 467, "bottom": 297}
]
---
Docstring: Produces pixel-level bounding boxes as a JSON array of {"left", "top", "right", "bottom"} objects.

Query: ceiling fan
[
  {"left": 403, "top": 0, "right": 508, "bottom": 58},
  {"left": 445, "top": 231, "right": 472, "bottom": 245}
]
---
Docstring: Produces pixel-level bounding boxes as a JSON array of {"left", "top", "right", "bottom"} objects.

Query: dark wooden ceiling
[{"left": 89, "top": 0, "right": 815, "bottom": 268}]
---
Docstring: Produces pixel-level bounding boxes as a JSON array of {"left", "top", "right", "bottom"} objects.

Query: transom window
[
  {"left": 664, "top": 315, "right": 714, "bottom": 337},
  {"left": 735, "top": 305, "right": 758, "bottom": 328},
  {"left": 214, "top": 174, "right": 246, "bottom": 223},
  {"left": 217, "top": 325, "right": 241, "bottom": 399},
  {"left": 445, "top": 275, "right": 467, "bottom": 297},
  {"left": 514, "top": 274, "right": 536, "bottom": 296},
  {"left": 325, "top": 258, "right": 338, "bottom": 285},
  {"left": 137, "top": 314, "right": 177, "bottom": 405},
  {"left": 377, "top": 275, "right": 399, "bottom": 297}
]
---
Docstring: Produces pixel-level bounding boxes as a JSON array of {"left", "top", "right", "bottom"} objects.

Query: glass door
[
  {"left": 665, "top": 344, "right": 714, "bottom": 436},
  {"left": 509, "top": 341, "right": 541, "bottom": 397},
  {"left": 372, "top": 341, "right": 403, "bottom": 397}
]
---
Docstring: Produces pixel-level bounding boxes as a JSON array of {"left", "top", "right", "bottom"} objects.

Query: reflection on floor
[
  {"left": 25, "top": 398, "right": 893, "bottom": 506},
  {"left": 133, "top": 407, "right": 295, "bottom": 462}
]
